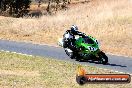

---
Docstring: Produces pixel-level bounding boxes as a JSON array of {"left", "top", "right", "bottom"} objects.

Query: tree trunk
[{"left": 46, "top": 0, "right": 51, "bottom": 13}]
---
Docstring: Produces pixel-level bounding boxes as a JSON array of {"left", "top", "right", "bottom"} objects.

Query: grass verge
[{"left": 0, "top": 51, "right": 131, "bottom": 88}]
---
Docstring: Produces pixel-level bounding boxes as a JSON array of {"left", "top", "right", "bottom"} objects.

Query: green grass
[{"left": 0, "top": 51, "right": 131, "bottom": 88}]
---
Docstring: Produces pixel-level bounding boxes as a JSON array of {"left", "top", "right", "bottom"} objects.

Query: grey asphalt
[{"left": 0, "top": 39, "right": 132, "bottom": 73}]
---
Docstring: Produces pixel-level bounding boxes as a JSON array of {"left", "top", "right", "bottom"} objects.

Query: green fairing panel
[{"left": 75, "top": 36, "right": 100, "bottom": 55}]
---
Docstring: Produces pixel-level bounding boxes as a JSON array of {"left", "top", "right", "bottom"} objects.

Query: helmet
[{"left": 70, "top": 25, "right": 78, "bottom": 33}]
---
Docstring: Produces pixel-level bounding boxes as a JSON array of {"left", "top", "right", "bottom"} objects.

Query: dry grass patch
[
  {"left": 0, "top": 51, "right": 132, "bottom": 88},
  {"left": 0, "top": 70, "right": 39, "bottom": 77}
]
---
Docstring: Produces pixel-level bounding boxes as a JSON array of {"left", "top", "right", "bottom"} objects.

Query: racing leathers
[{"left": 63, "top": 30, "right": 86, "bottom": 52}]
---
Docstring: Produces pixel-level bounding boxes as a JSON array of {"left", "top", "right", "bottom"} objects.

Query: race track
[{"left": 0, "top": 39, "right": 132, "bottom": 73}]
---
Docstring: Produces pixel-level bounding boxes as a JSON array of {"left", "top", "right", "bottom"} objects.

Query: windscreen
[{"left": 83, "top": 37, "right": 95, "bottom": 44}]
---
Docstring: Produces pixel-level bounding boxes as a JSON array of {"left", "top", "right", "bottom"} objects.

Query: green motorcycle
[{"left": 58, "top": 35, "right": 108, "bottom": 64}]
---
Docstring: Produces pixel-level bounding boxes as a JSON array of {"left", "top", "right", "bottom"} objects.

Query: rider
[{"left": 63, "top": 25, "right": 86, "bottom": 52}]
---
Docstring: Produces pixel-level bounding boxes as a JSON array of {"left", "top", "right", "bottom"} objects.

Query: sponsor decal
[{"left": 76, "top": 66, "right": 131, "bottom": 85}]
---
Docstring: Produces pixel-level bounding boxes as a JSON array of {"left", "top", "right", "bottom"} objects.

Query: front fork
[{"left": 95, "top": 49, "right": 101, "bottom": 55}]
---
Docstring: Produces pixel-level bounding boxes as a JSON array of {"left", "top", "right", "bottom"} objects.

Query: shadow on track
[
  {"left": 79, "top": 60, "right": 127, "bottom": 68},
  {"left": 104, "top": 63, "right": 127, "bottom": 67}
]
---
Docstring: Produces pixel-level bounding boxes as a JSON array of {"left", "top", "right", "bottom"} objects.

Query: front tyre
[
  {"left": 65, "top": 48, "right": 74, "bottom": 59},
  {"left": 98, "top": 51, "right": 108, "bottom": 64}
]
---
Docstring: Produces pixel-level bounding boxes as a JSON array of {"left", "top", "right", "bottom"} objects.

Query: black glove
[
  {"left": 79, "top": 46, "right": 85, "bottom": 51},
  {"left": 82, "top": 35, "right": 87, "bottom": 38}
]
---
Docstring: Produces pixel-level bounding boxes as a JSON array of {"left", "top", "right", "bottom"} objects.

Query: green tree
[{"left": 0, "top": 0, "right": 31, "bottom": 17}]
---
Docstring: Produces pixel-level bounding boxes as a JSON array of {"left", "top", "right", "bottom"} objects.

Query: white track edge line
[
  {"left": 0, "top": 50, "right": 33, "bottom": 57},
  {"left": 89, "top": 65, "right": 132, "bottom": 75},
  {"left": 1, "top": 39, "right": 132, "bottom": 58},
  {"left": 0, "top": 50, "right": 131, "bottom": 75}
]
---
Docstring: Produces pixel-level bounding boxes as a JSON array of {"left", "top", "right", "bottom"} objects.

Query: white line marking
[
  {"left": 1, "top": 39, "right": 132, "bottom": 58},
  {"left": 97, "top": 67, "right": 131, "bottom": 74},
  {"left": 0, "top": 50, "right": 130, "bottom": 74},
  {"left": 0, "top": 50, "right": 33, "bottom": 57},
  {"left": 92, "top": 64, "right": 131, "bottom": 74},
  {"left": 0, "top": 39, "right": 132, "bottom": 74},
  {"left": 1, "top": 50, "right": 130, "bottom": 74}
]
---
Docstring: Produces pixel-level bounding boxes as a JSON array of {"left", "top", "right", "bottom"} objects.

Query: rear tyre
[
  {"left": 98, "top": 51, "right": 108, "bottom": 64},
  {"left": 75, "top": 57, "right": 81, "bottom": 61}
]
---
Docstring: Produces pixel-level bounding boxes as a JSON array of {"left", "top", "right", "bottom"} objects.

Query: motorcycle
[{"left": 58, "top": 35, "right": 108, "bottom": 64}]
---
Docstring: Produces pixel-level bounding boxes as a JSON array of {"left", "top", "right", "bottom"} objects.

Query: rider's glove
[
  {"left": 82, "top": 35, "right": 87, "bottom": 38},
  {"left": 80, "top": 46, "right": 85, "bottom": 51}
]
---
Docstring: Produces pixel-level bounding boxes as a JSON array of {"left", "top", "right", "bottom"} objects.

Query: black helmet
[{"left": 70, "top": 25, "right": 78, "bottom": 33}]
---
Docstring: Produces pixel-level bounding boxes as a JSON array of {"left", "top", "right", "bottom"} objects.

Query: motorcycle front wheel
[{"left": 65, "top": 48, "right": 74, "bottom": 59}]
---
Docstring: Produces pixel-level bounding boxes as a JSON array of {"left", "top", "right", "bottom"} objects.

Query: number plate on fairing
[{"left": 87, "top": 46, "right": 98, "bottom": 52}]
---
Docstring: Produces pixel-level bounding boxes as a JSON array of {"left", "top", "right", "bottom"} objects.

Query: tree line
[
  {"left": 0, "top": 0, "right": 71, "bottom": 17},
  {"left": 0, "top": 0, "right": 31, "bottom": 17}
]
